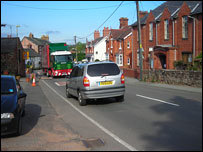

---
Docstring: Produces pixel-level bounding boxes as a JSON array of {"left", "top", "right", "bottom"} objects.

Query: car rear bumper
[{"left": 81, "top": 86, "right": 125, "bottom": 99}]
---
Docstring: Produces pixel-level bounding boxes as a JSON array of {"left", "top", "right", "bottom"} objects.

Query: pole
[
  {"left": 74, "top": 36, "right": 77, "bottom": 62},
  {"left": 136, "top": 1, "right": 143, "bottom": 81},
  {"left": 16, "top": 25, "right": 20, "bottom": 37}
]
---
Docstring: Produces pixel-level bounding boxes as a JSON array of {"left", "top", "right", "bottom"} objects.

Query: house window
[
  {"left": 149, "top": 23, "right": 153, "bottom": 41},
  {"left": 116, "top": 54, "right": 123, "bottom": 66},
  {"left": 164, "top": 19, "right": 169, "bottom": 40},
  {"left": 182, "top": 16, "right": 188, "bottom": 39},
  {"left": 106, "top": 53, "right": 109, "bottom": 61},
  {"left": 127, "top": 58, "right": 130, "bottom": 65},
  {"left": 127, "top": 41, "right": 130, "bottom": 48},
  {"left": 119, "top": 41, "right": 122, "bottom": 50},
  {"left": 182, "top": 52, "right": 192, "bottom": 64},
  {"left": 111, "top": 39, "right": 113, "bottom": 48},
  {"left": 119, "top": 54, "right": 123, "bottom": 65},
  {"left": 137, "top": 53, "right": 139, "bottom": 66}
]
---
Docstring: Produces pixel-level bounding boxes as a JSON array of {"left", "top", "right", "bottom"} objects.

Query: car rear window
[{"left": 87, "top": 63, "right": 120, "bottom": 77}]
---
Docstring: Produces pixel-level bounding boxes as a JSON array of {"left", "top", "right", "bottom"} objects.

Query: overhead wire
[
  {"left": 2, "top": 1, "right": 132, "bottom": 11},
  {"left": 77, "top": 1, "right": 124, "bottom": 40},
  {"left": 2, "top": 1, "right": 125, "bottom": 43}
]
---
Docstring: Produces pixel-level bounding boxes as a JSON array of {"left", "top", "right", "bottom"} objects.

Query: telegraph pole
[
  {"left": 74, "top": 36, "right": 77, "bottom": 62},
  {"left": 136, "top": 1, "right": 143, "bottom": 81}
]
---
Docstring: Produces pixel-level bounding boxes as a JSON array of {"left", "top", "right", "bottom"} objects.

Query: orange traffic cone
[
  {"left": 32, "top": 74, "right": 36, "bottom": 87},
  {"left": 26, "top": 77, "right": 30, "bottom": 82}
]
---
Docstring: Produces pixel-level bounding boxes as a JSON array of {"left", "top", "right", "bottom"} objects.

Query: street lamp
[{"left": 16, "top": 25, "right": 20, "bottom": 37}]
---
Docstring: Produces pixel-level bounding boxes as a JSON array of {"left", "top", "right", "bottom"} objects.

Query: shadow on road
[
  {"left": 140, "top": 96, "right": 202, "bottom": 151},
  {"left": 22, "top": 104, "right": 42, "bottom": 135},
  {"left": 1, "top": 104, "right": 41, "bottom": 138}
]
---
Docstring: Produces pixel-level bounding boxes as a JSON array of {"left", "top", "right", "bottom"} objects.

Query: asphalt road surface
[
  {"left": 40, "top": 76, "right": 202, "bottom": 151},
  {"left": 1, "top": 73, "right": 202, "bottom": 151}
]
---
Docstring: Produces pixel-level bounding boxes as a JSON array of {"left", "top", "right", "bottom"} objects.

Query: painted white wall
[{"left": 93, "top": 36, "right": 107, "bottom": 61}]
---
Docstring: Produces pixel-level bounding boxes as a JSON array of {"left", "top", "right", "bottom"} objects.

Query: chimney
[
  {"left": 94, "top": 30, "right": 100, "bottom": 40},
  {"left": 41, "top": 35, "right": 49, "bottom": 41},
  {"left": 139, "top": 11, "right": 148, "bottom": 19},
  {"left": 103, "top": 27, "right": 110, "bottom": 37},
  {"left": 119, "top": 17, "right": 128, "bottom": 29},
  {"left": 29, "top": 33, "right": 34, "bottom": 38}
]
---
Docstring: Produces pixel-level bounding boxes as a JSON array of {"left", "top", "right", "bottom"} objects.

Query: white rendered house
[{"left": 93, "top": 36, "right": 108, "bottom": 61}]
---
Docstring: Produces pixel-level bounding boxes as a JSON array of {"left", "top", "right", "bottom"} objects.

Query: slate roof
[
  {"left": 131, "top": 1, "right": 202, "bottom": 27},
  {"left": 1, "top": 37, "right": 21, "bottom": 53},
  {"left": 24, "top": 48, "right": 41, "bottom": 57},
  {"left": 92, "top": 37, "right": 104, "bottom": 46},
  {"left": 190, "top": 1, "right": 202, "bottom": 15},
  {"left": 110, "top": 26, "right": 132, "bottom": 40},
  {"left": 24, "top": 36, "right": 50, "bottom": 46}
]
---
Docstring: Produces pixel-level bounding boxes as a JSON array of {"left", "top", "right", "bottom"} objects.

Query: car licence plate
[{"left": 99, "top": 81, "right": 113, "bottom": 86}]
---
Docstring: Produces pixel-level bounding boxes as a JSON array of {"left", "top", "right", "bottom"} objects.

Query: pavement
[
  {"left": 1, "top": 76, "right": 89, "bottom": 151},
  {"left": 125, "top": 77, "right": 202, "bottom": 93}
]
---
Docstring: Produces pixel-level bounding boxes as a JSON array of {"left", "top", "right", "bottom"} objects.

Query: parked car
[
  {"left": 66, "top": 61, "right": 125, "bottom": 106},
  {"left": 1, "top": 75, "right": 27, "bottom": 136}
]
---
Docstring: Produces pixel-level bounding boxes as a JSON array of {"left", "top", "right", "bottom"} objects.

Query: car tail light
[
  {"left": 83, "top": 76, "right": 90, "bottom": 87},
  {"left": 121, "top": 74, "right": 125, "bottom": 84}
]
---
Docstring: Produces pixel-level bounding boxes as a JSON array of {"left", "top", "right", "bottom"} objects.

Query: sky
[{"left": 1, "top": 1, "right": 165, "bottom": 45}]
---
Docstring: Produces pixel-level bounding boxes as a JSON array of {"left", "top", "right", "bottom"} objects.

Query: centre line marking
[
  {"left": 136, "top": 94, "right": 179, "bottom": 107},
  {"left": 42, "top": 80, "right": 138, "bottom": 151}
]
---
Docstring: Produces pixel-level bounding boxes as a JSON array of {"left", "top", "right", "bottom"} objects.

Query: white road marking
[
  {"left": 55, "top": 82, "right": 60, "bottom": 86},
  {"left": 136, "top": 94, "right": 179, "bottom": 107},
  {"left": 42, "top": 80, "right": 138, "bottom": 151}
]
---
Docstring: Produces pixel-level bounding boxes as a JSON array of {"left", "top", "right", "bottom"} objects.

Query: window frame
[
  {"left": 164, "top": 19, "right": 169, "bottom": 40},
  {"left": 149, "top": 22, "right": 153, "bottom": 41},
  {"left": 182, "top": 16, "right": 188, "bottom": 39}
]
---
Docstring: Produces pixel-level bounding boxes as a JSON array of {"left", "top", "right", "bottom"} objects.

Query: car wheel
[
  {"left": 66, "top": 86, "right": 72, "bottom": 98},
  {"left": 78, "top": 91, "right": 86, "bottom": 106},
  {"left": 116, "top": 95, "right": 124, "bottom": 102},
  {"left": 15, "top": 115, "right": 22, "bottom": 136}
]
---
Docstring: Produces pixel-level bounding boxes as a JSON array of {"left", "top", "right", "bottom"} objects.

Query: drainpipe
[
  {"left": 172, "top": 20, "right": 175, "bottom": 46},
  {"left": 131, "top": 27, "right": 134, "bottom": 69},
  {"left": 156, "top": 23, "right": 158, "bottom": 46},
  {"left": 188, "top": 16, "right": 196, "bottom": 65}
]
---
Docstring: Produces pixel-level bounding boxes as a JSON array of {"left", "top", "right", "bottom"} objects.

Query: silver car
[{"left": 66, "top": 61, "right": 125, "bottom": 106}]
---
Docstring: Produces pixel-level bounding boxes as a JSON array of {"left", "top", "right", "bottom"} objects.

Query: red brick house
[
  {"left": 106, "top": 18, "right": 132, "bottom": 67},
  {"left": 21, "top": 33, "right": 50, "bottom": 55},
  {"left": 131, "top": 1, "right": 202, "bottom": 70}
]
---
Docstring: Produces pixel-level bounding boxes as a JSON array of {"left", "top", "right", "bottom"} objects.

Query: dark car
[
  {"left": 1, "top": 75, "right": 27, "bottom": 136},
  {"left": 66, "top": 61, "right": 125, "bottom": 106}
]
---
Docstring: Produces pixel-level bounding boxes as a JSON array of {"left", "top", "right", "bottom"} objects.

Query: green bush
[{"left": 173, "top": 60, "right": 185, "bottom": 70}]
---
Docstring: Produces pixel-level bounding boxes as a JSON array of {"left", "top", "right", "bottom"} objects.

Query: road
[
  {"left": 40, "top": 76, "right": 202, "bottom": 151},
  {"left": 1, "top": 73, "right": 202, "bottom": 151}
]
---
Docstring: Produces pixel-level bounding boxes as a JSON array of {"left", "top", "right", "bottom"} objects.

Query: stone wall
[
  {"left": 122, "top": 68, "right": 202, "bottom": 88},
  {"left": 143, "top": 69, "right": 202, "bottom": 88}
]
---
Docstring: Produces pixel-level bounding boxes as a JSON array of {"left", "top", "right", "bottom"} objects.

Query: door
[{"left": 68, "top": 66, "right": 78, "bottom": 96}]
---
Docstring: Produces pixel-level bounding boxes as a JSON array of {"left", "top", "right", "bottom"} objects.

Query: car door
[{"left": 69, "top": 66, "right": 79, "bottom": 97}]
